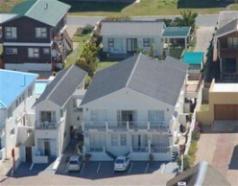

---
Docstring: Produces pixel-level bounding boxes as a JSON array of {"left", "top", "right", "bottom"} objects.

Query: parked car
[
  {"left": 67, "top": 155, "right": 81, "bottom": 172},
  {"left": 114, "top": 156, "right": 130, "bottom": 172}
]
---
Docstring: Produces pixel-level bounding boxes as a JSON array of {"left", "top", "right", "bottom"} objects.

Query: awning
[
  {"left": 163, "top": 26, "right": 191, "bottom": 38},
  {"left": 183, "top": 51, "right": 204, "bottom": 65}
]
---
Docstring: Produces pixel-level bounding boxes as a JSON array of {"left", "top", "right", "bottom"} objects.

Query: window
[
  {"left": 35, "top": 27, "right": 47, "bottom": 38},
  {"left": 108, "top": 38, "right": 114, "bottom": 48},
  {"left": 60, "top": 109, "right": 64, "bottom": 117},
  {"left": 43, "top": 48, "right": 50, "bottom": 55},
  {"left": 40, "top": 111, "right": 56, "bottom": 122},
  {"left": 120, "top": 134, "right": 127, "bottom": 146},
  {"left": 148, "top": 110, "right": 165, "bottom": 125},
  {"left": 143, "top": 38, "right": 152, "bottom": 47},
  {"left": 90, "top": 109, "right": 107, "bottom": 122},
  {"left": 111, "top": 134, "right": 118, "bottom": 146},
  {"left": 5, "top": 47, "right": 18, "bottom": 55},
  {"left": 227, "top": 37, "right": 238, "bottom": 48},
  {"left": 5, "top": 27, "right": 17, "bottom": 39},
  {"left": 28, "top": 48, "right": 39, "bottom": 58}
]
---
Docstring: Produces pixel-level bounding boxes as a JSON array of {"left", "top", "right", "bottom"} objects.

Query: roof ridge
[
  {"left": 25, "top": 0, "right": 38, "bottom": 16},
  {"left": 46, "top": 65, "right": 74, "bottom": 102},
  {"left": 126, "top": 53, "right": 142, "bottom": 88}
]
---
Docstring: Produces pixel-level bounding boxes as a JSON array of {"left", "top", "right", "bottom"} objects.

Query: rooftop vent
[{"left": 44, "top": 2, "right": 48, "bottom": 10}]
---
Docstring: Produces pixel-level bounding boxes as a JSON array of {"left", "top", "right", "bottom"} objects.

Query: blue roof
[
  {"left": 183, "top": 52, "right": 204, "bottom": 65},
  {"left": 163, "top": 26, "right": 191, "bottom": 37},
  {"left": 0, "top": 70, "right": 38, "bottom": 109}
]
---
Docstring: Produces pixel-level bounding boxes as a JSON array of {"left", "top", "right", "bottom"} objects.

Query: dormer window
[
  {"left": 35, "top": 27, "right": 47, "bottom": 38},
  {"left": 5, "top": 27, "right": 17, "bottom": 39}
]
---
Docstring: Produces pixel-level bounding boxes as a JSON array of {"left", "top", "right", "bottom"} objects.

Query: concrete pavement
[{"left": 67, "top": 14, "right": 219, "bottom": 27}]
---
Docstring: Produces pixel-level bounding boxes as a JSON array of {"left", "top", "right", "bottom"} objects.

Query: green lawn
[
  {"left": 2, "top": 0, "right": 238, "bottom": 16},
  {"left": 97, "top": 61, "right": 118, "bottom": 71},
  {"left": 64, "top": 33, "right": 91, "bottom": 68},
  {"left": 0, "top": 0, "right": 22, "bottom": 13},
  {"left": 63, "top": 0, "right": 235, "bottom": 16}
]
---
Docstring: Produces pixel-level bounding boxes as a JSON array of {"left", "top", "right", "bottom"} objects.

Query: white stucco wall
[{"left": 102, "top": 35, "right": 163, "bottom": 56}]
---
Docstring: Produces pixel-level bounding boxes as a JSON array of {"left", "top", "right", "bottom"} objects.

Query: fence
[{"left": 184, "top": 80, "right": 203, "bottom": 155}]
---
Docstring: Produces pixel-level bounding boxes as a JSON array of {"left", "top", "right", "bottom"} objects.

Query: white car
[
  {"left": 67, "top": 156, "right": 81, "bottom": 172},
  {"left": 114, "top": 156, "right": 130, "bottom": 172}
]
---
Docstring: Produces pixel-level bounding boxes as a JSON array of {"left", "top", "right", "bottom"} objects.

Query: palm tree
[{"left": 174, "top": 10, "right": 198, "bottom": 31}]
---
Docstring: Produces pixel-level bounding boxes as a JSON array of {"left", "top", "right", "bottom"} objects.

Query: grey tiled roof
[
  {"left": 100, "top": 20, "right": 165, "bottom": 36},
  {"left": 217, "top": 11, "right": 238, "bottom": 28},
  {"left": 82, "top": 53, "right": 187, "bottom": 106},
  {"left": 216, "top": 19, "right": 238, "bottom": 37},
  {"left": 35, "top": 65, "right": 87, "bottom": 107}
]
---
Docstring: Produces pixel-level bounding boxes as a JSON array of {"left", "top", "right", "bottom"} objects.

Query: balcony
[
  {"left": 151, "top": 145, "right": 171, "bottom": 153},
  {"left": 84, "top": 121, "right": 171, "bottom": 133},
  {"left": 35, "top": 121, "right": 58, "bottom": 130}
]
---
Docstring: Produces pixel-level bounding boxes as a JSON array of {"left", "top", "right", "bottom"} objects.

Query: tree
[
  {"left": 76, "top": 41, "right": 99, "bottom": 77},
  {"left": 174, "top": 10, "right": 198, "bottom": 31}
]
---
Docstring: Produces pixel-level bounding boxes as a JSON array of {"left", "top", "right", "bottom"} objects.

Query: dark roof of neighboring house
[
  {"left": 35, "top": 65, "right": 87, "bottom": 107},
  {"left": 216, "top": 18, "right": 238, "bottom": 38},
  {"left": 100, "top": 20, "right": 165, "bottom": 36},
  {"left": 81, "top": 53, "right": 187, "bottom": 106},
  {"left": 167, "top": 161, "right": 231, "bottom": 186},
  {"left": 217, "top": 11, "right": 238, "bottom": 28},
  {"left": 11, "top": 0, "right": 70, "bottom": 26},
  {"left": 0, "top": 14, "right": 18, "bottom": 24}
]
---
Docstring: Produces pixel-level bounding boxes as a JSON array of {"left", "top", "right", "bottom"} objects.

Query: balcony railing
[
  {"left": 132, "top": 147, "right": 149, "bottom": 152},
  {"left": 35, "top": 121, "right": 58, "bottom": 129},
  {"left": 151, "top": 145, "right": 170, "bottom": 153},
  {"left": 84, "top": 121, "right": 170, "bottom": 132}
]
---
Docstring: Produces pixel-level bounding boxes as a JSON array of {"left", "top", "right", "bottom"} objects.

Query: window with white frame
[
  {"left": 43, "top": 48, "right": 50, "bottom": 55},
  {"left": 5, "top": 47, "right": 18, "bottom": 55},
  {"left": 5, "top": 27, "right": 17, "bottom": 39},
  {"left": 90, "top": 109, "right": 108, "bottom": 122},
  {"left": 228, "top": 37, "right": 238, "bottom": 48},
  {"left": 108, "top": 38, "right": 114, "bottom": 49},
  {"left": 120, "top": 134, "right": 127, "bottom": 146},
  {"left": 28, "top": 48, "right": 39, "bottom": 58},
  {"left": 89, "top": 133, "right": 105, "bottom": 151},
  {"left": 35, "top": 27, "right": 47, "bottom": 38},
  {"left": 111, "top": 134, "right": 118, "bottom": 146},
  {"left": 148, "top": 110, "right": 165, "bottom": 125},
  {"left": 143, "top": 38, "right": 152, "bottom": 47}
]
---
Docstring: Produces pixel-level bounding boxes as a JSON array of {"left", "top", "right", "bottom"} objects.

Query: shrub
[
  {"left": 82, "top": 24, "right": 94, "bottom": 35},
  {"left": 103, "top": 16, "right": 131, "bottom": 22},
  {"left": 192, "top": 129, "right": 200, "bottom": 141},
  {"left": 177, "top": 155, "right": 191, "bottom": 170}
]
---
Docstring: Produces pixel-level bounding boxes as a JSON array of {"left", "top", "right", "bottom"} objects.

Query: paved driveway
[
  {"left": 196, "top": 132, "right": 238, "bottom": 186},
  {"left": 1, "top": 161, "right": 177, "bottom": 186}
]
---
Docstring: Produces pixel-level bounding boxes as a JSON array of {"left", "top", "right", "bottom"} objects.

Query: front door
[
  {"left": 25, "top": 147, "right": 32, "bottom": 162},
  {"left": 44, "top": 141, "right": 50, "bottom": 156},
  {"left": 127, "top": 38, "right": 138, "bottom": 53}
]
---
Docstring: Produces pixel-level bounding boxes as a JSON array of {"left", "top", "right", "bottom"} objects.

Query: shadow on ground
[
  {"left": 7, "top": 159, "right": 56, "bottom": 178},
  {"left": 60, "top": 1, "right": 132, "bottom": 13},
  {"left": 177, "top": 0, "right": 233, "bottom": 9},
  {"left": 55, "top": 161, "right": 178, "bottom": 180},
  {"left": 229, "top": 145, "right": 238, "bottom": 170}
]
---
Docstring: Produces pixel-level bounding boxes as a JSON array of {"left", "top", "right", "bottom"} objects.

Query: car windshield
[
  {"left": 69, "top": 160, "right": 79, "bottom": 164},
  {"left": 115, "top": 159, "right": 124, "bottom": 164}
]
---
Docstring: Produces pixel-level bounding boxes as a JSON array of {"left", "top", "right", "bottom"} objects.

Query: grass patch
[
  {"left": 97, "top": 61, "right": 118, "bottom": 71},
  {"left": 63, "top": 0, "right": 230, "bottom": 16},
  {"left": 65, "top": 32, "right": 91, "bottom": 68},
  {"left": 0, "top": 0, "right": 22, "bottom": 13}
]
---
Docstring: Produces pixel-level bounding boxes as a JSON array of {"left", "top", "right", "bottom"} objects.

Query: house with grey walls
[{"left": 100, "top": 20, "right": 166, "bottom": 59}]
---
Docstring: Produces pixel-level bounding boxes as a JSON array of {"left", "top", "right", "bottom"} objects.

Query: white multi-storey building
[
  {"left": 0, "top": 69, "right": 38, "bottom": 162},
  {"left": 33, "top": 65, "right": 87, "bottom": 163},
  {"left": 80, "top": 53, "right": 187, "bottom": 161}
]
